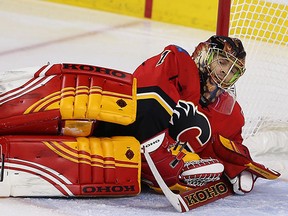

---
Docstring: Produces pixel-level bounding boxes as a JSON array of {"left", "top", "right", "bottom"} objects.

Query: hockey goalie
[{"left": 0, "top": 35, "right": 281, "bottom": 212}]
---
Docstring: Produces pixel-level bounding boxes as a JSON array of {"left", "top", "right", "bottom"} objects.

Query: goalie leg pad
[
  {"left": 0, "top": 63, "right": 137, "bottom": 136},
  {"left": 0, "top": 135, "right": 141, "bottom": 197}
]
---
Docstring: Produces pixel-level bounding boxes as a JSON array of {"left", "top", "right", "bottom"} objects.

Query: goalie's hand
[
  {"left": 168, "top": 100, "right": 211, "bottom": 152},
  {"left": 228, "top": 170, "right": 257, "bottom": 195}
]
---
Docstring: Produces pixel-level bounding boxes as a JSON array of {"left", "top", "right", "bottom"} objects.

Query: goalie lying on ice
[
  {"left": 0, "top": 36, "right": 280, "bottom": 203},
  {"left": 94, "top": 35, "right": 280, "bottom": 194},
  {"left": 0, "top": 62, "right": 221, "bottom": 197}
]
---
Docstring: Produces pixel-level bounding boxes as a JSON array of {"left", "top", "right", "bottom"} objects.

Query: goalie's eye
[
  {"left": 218, "top": 59, "right": 225, "bottom": 65},
  {"left": 218, "top": 58, "right": 228, "bottom": 64}
]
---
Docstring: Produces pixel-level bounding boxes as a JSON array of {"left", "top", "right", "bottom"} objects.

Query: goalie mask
[{"left": 192, "top": 35, "right": 246, "bottom": 114}]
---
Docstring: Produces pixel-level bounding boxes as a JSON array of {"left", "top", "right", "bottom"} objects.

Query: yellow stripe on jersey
[{"left": 137, "top": 92, "right": 174, "bottom": 116}]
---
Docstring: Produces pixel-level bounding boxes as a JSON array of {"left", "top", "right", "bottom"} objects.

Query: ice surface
[
  {"left": 0, "top": 0, "right": 287, "bottom": 215},
  {"left": 1, "top": 180, "right": 288, "bottom": 216}
]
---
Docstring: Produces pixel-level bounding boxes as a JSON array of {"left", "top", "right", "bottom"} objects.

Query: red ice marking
[{"left": 0, "top": 21, "right": 141, "bottom": 56}]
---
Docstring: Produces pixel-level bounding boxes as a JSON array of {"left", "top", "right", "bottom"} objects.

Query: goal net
[
  {"left": 217, "top": 0, "right": 288, "bottom": 179},
  {"left": 218, "top": 0, "right": 288, "bottom": 139}
]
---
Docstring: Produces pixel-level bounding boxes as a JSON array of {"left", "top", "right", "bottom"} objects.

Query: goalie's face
[{"left": 205, "top": 48, "right": 245, "bottom": 89}]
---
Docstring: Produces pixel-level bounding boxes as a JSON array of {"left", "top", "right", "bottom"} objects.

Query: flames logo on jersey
[{"left": 169, "top": 100, "right": 211, "bottom": 152}]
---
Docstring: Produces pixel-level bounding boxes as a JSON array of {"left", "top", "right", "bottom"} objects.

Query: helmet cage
[{"left": 205, "top": 47, "right": 246, "bottom": 90}]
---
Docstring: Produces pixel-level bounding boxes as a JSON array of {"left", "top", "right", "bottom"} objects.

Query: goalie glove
[
  {"left": 141, "top": 130, "right": 224, "bottom": 193},
  {"left": 168, "top": 100, "right": 211, "bottom": 153},
  {"left": 212, "top": 134, "right": 281, "bottom": 180},
  {"left": 212, "top": 134, "right": 280, "bottom": 194}
]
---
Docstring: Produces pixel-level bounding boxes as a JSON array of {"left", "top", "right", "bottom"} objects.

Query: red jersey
[{"left": 134, "top": 45, "right": 244, "bottom": 145}]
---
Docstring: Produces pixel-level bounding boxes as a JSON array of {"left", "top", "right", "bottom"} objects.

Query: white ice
[{"left": 0, "top": 0, "right": 287, "bottom": 215}]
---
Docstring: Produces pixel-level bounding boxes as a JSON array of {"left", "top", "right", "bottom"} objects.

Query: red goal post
[
  {"left": 216, "top": 0, "right": 288, "bottom": 141},
  {"left": 217, "top": 0, "right": 231, "bottom": 36}
]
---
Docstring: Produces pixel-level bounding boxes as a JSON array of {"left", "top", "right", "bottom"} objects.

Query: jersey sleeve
[{"left": 133, "top": 45, "right": 201, "bottom": 104}]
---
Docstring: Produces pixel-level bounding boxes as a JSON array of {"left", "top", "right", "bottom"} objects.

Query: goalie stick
[{"left": 141, "top": 133, "right": 234, "bottom": 212}]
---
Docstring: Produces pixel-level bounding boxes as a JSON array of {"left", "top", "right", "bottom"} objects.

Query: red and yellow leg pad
[
  {"left": 0, "top": 63, "right": 137, "bottom": 136},
  {"left": 0, "top": 135, "right": 141, "bottom": 197}
]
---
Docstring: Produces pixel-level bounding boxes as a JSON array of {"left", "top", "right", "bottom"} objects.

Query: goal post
[{"left": 217, "top": 0, "right": 231, "bottom": 36}]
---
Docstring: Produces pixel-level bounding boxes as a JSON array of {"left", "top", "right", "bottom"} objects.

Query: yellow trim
[
  {"left": 24, "top": 82, "right": 137, "bottom": 126},
  {"left": 24, "top": 91, "right": 60, "bottom": 114},
  {"left": 60, "top": 87, "right": 76, "bottom": 119},
  {"left": 137, "top": 93, "right": 173, "bottom": 116},
  {"left": 87, "top": 78, "right": 137, "bottom": 125},
  {"left": 47, "top": 140, "right": 93, "bottom": 164},
  {"left": 42, "top": 137, "right": 140, "bottom": 169},
  {"left": 245, "top": 162, "right": 279, "bottom": 180},
  {"left": 74, "top": 86, "right": 89, "bottom": 118},
  {"left": 150, "top": 182, "right": 193, "bottom": 194},
  {"left": 171, "top": 145, "right": 201, "bottom": 162},
  {"left": 38, "top": 96, "right": 61, "bottom": 111},
  {"left": 219, "top": 135, "right": 240, "bottom": 153},
  {"left": 43, "top": 141, "right": 80, "bottom": 164},
  {"left": 86, "top": 87, "right": 102, "bottom": 119},
  {"left": 97, "top": 90, "right": 133, "bottom": 100}
]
